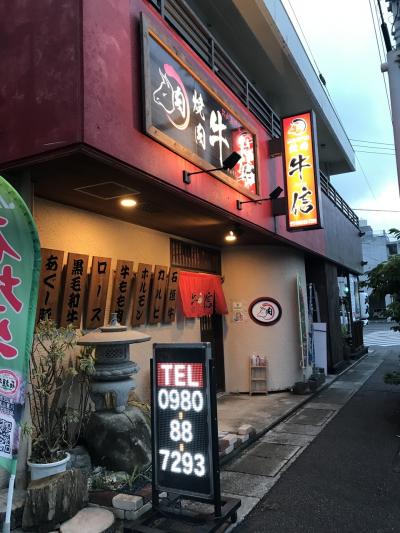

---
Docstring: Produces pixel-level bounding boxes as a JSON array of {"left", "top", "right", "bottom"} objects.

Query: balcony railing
[
  {"left": 320, "top": 172, "right": 359, "bottom": 227},
  {"left": 148, "top": 0, "right": 281, "bottom": 138},
  {"left": 148, "top": 0, "right": 359, "bottom": 229}
]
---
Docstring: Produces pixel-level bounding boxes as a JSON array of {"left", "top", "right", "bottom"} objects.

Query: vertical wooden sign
[
  {"left": 132, "top": 263, "right": 152, "bottom": 327},
  {"left": 36, "top": 248, "right": 65, "bottom": 323},
  {"left": 85, "top": 256, "right": 111, "bottom": 329},
  {"left": 149, "top": 265, "right": 168, "bottom": 324},
  {"left": 110, "top": 260, "right": 134, "bottom": 325},
  {"left": 163, "top": 268, "right": 179, "bottom": 323},
  {"left": 60, "top": 253, "right": 89, "bottom": 328}
]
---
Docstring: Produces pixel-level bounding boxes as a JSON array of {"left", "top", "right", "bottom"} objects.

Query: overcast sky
[{"left": 282, "top": 0, "right": 399, "bottom": 233}]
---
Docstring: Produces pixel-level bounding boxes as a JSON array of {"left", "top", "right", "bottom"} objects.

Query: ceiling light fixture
[
  {"left": 183, "top": 152, "right": 241, "bottom": 185},
  {"left": 120, "top": 198, "right": 137, "bottom": 208},
  {"left": 225, "top": 230, "right": 237, "bottom": 243}
]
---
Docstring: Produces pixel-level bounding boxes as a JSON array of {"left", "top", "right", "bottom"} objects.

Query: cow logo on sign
[
  {"left": 249, "top": 297, "right": 282, "bottom": 326},
  {"left": 153, "top": 64, "right": 190, "bottom": 131}
]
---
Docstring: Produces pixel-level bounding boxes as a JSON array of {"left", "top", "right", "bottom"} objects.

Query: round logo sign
[
  {"left": 0, "top": 369, "right": 19, "bottom": 396},
  {"left": 249, "top": 298, "right": 282, "bottom": 326}
]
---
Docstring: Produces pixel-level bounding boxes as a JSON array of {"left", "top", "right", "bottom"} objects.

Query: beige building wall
[
  {"left": 34, "top": 198, "right": 201, "bottom": 401},
  {"left": 222, "top": 246, "right": 309, "bottom": 392}
]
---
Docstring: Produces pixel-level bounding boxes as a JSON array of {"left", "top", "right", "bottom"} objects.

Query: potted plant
[{"left": 25, "top": 318, "right": 93, "bottom": 480}]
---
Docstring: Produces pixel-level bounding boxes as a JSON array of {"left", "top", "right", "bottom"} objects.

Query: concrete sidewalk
[{"left": 220, "top": 351, "right": 383, "bottom": 531}]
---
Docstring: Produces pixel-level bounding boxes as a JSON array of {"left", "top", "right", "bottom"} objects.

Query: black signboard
[
  {"left": 151, "top": 343, "right": 219, "bottom": 502},
  {"left": 141, "top": 15, "right": 259, "bottom": 198}
]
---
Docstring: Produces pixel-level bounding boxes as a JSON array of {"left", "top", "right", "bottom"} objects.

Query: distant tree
[{"left": 362, "top": 228, "right": 400, "bottom": 331}]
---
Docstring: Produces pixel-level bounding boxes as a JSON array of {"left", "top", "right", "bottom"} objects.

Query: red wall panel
[{"left": 0, "top": 0, "right": 82, "bottom": 164}]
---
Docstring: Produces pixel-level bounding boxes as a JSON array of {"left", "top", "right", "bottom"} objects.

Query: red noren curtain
[{"left": 178, "top": 271, "right": 228, "bottom": 318}]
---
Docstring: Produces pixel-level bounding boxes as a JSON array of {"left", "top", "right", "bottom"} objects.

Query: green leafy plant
[
  {"left": 26, "top": 319, "right": 94, "bottom": 463},
  {"left": 361, "top": 230, "right": 400, "bottom": 331}
]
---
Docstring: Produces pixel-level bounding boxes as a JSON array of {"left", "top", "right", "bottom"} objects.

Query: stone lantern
[{"left": 77, "top": 314, "right": 151, "bottom": 412}]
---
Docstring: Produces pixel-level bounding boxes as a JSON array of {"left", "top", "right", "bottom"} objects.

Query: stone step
[{"left": 60, "top": 507, "right": 115, "bottom": 533}]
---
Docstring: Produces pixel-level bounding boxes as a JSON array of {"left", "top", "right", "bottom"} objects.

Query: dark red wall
[{"left": 0, "top": 0, "right": 82, "bottom": 163}]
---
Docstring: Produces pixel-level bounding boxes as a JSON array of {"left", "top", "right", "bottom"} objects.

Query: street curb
[{"left": 220, "top": 349, "right": 371, "bottom": 467}]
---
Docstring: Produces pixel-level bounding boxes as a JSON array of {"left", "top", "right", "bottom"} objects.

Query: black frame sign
[
  {"left": 141, "top": 14, "right": 259, "bottom": 199},
  {"left": 151, "top": 343, "right": 220, "bottom": 503}
]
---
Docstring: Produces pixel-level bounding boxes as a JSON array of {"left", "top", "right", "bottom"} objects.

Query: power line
[
  {"left": 355, "top": 153, "right": 378, "bottom": 201},
  {"left": 353, "top": 208, "right": 400, "bottom": 212},
  {"left": 355, "top": 150, "right": 395, "bottom": 156},
  {"left": 353, "top": 146, "right": 395, "bottom": 152},
  {"left": 350, "top": 138, "right": 394, "bottom": 146}
]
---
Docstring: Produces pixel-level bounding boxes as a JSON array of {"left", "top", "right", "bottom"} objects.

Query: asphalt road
[{"left": 235, "top": 346, "right": 400, "bottom": 533}]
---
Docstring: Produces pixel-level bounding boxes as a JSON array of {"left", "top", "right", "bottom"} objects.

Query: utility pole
[{"left": 381, "top": 0, "right": 400, "bottom": 193}]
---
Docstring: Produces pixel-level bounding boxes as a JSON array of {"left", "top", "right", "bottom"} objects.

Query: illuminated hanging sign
[
  {"left": 152, "top": 343, "right": 220, "bottom": 501},
  {"left": 282, "top": 111, "right": 323, "bottom": 231},
  {"left": 141, "top": 16, "right": 259, "bottom": 198}
]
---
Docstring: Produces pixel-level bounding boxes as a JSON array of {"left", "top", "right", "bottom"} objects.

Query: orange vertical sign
[{"left": 282, "top": 111, "right": 322, "bottom": 231}]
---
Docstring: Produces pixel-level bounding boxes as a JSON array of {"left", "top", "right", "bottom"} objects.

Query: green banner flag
[{"left": 0, "top": 177, "right": 41, "bottom": 475}]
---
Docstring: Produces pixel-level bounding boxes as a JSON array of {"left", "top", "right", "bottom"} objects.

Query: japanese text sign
[
  {"left": 85, "top": 256, "right": 111, "bottom": 329},
  {"left": 152, "top": 343, "right": 219, "bottom": 501},
  {"left": 282, "top": 111, "right": 323, "bottom": 231},
  {"left": 149, "top": 265, "right": 168, "bottom": 325},
  {"left": 142, "top": 18, "right": 258, "bottom": 197},
  {"left": 60, "top": 253, "right": 89, "bottom": 328},
  {"left": 0, "top": 177, "right": 41, "bottom": 474},
  {"left": 36, "top": 248, "right": 64, "bottom": 324},
  {"left": 164, "top": 268, "right": 179, "bottom": 324},
  {"left": 132, "top": 263, "right": 152, "bottom": 327},
  {"left": 110, "top": 260, "right": 134, "bottom": 325}
]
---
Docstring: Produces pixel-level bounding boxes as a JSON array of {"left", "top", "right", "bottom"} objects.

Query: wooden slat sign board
[
  {"left": 85, "top": 256, "right": 111, "bottom": 329},
  {"left": 60, "top": 253, "right": 89, "bottom": 328},
  {"left": 164, "top": 268, "right": 179, "bottom": 323},
  {"left": 110, "top": 260, "right": 134, "bottom": 325},
  {"left": 132, "top": 263, "right": 152, "bottom": 327},
  {"left": 36, "top": 248, "right": 65, "bottom": 323},
  {"left": 149, "top": 265, "right": 168, "bottom": 324}
]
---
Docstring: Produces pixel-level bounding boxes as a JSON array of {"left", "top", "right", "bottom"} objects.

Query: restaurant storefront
[{"left": 1, "top": 0, "right": 363, "bottom": 402}]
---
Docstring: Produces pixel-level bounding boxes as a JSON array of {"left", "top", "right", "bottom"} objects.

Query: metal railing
[
  {"left": 148, "top": 0, "right": 281, "bottom": 138},
  {"left": 320, "top": 172, "right": 359, "bottom": 227},
  {"left": 148, "top": 0, "right": 359, "bottom": 229}
]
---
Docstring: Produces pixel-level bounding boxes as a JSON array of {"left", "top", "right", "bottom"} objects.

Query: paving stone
[
  {"left": 225, "top": 454, "right": 287, "bottom": 477},
  {"left": 310, "top": 402, "right": 342, "bottom": 411},
  {"left": 275, "top": 423, "right": 322, "bottom": 436},
  {"left": 237, "top": 424, "right": 255, "bottom": 435},
  {"left": 317, "top": 388, "right": 356, "bottom": 404},
  {"left": 250, "top": 442, "right": 300, "bottom": 460},
  {"left": 260, "top": 431, "right": 314, "bottom": 446},
  {"left": 113, "top": 508, "right": 125, "bottom": 520},
  {"left": 125, "top": 501, "right": 151, "bottom": 521},
  {"left": 221, "top": 471, "right": 277, "bottom": 497},
  {"left": 288, "top": 408, "right": 334, "bottom": 426},
  {"left": 219, "top": 439, "right": 230, "bottom": 452},
  {"left": 224, "top": 433, "right": 239, "bottom": 446},
  {"left": 112, "top": 493, "right": 143, "bottom": 511},
  {"left": 330, "top": 381, "right": 361, "bottom": 389},
  {"left": 60, "top": 507, "right": 115, "bottom": 533},
  {"left": 221, "top": 492, "right": 260, "bottom": 529},
  {"left": 221, "top": 443, "right": 235, "bottom": 456}
]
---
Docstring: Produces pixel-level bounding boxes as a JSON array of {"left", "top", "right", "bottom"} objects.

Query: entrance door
[
  {"left": 200, "top": 314, "right": 225, "bottom": 392},
  {"left": 171, "top": 238, "right": 226, "bottom": 391}
]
